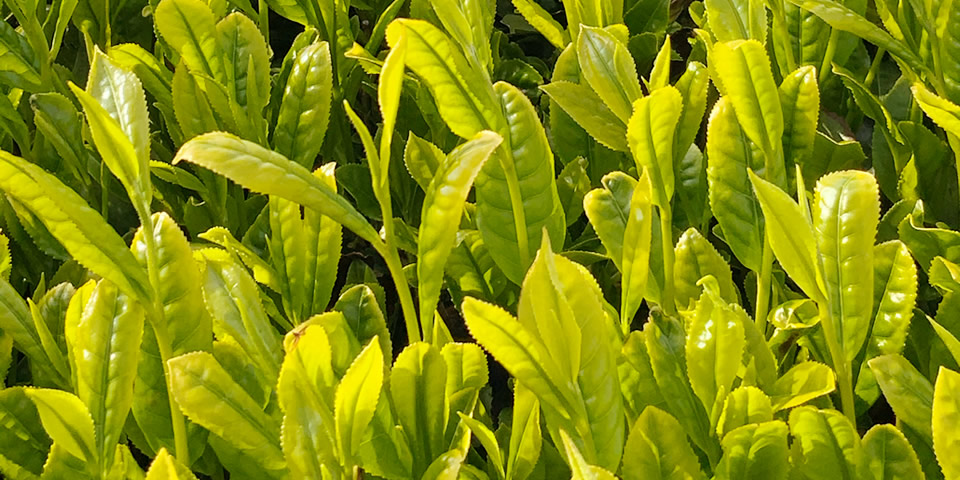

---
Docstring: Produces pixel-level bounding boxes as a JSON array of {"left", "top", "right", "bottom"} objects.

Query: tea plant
[{"left": 2, "top": 0, "right": 960, "bottom": 478}]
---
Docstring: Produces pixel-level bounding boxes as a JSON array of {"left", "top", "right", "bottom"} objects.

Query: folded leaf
[
  {"left": 789, "top": 406, "right": 860, "bottom": 480},
  {"left": 627, "top": 86, "right": 682, "bottom": 207},
  {"left": 933, "top": 367, "right": 960, "bottom": 479},
  {"left": 715, "top": 421, "right": 788, "bottom": 480}
]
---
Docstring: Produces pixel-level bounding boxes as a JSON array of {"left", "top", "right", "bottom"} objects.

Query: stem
[
  {"left": 818, "top": 29, "right": 840, "bottom": 86},
  {"left": 755, "top": 235, "right": 774, "bottom": 334},
  {"left": 380, "top": 242, "right": 420, "bottom": 343},
  {"left": 817, "top": 302, "right": 856, "bottom": 424},
  {"left": 863, "top": 48, "right": 885, "bottom": 89},
  {"left": 376, "top": 173, "right": 420, "bottom": 342},
  {"left": 659, "top": 205, "right": 676, "bottom": 315},
  {"left": 134, "top": 203, "right": 190, "bottom": 465}
]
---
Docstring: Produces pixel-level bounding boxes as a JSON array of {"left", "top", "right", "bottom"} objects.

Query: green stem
[
  {"left": 863, "top": 48, "right": 886, "bottom": 89},
  {"left": 659, "top": 204, "right": 676, "bottom": 315},
  {"left": 818, "top": 29, "right": 840, "bottom": 86},
  {"left": 134, "top": 203, "right": 190, "bottom": 465},
  {"left": 376, "top": 179, "right": 420, "bottom": 343},
  {"left": 817, "top": 302, "right": 856, "bottom": 425},
  {"left": 755, "top": 235, "right": 774, "bottom": 334}
]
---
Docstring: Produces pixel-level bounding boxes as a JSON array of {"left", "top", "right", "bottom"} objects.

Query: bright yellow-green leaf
[
  {"left": 168, "top": 352, "right": 285, "bottom": 474},
  {"left": 577, "top": 26, "right": 643, "bottom": 122},
  {"left": 418, "top": 131, "right": 502, "bottom": 336},
  {"left": 273, "top": 41, "right": 332, "bottom": 168},
  {"left": 627, "top": 86, "right": 683, "bottom": 207},
  {"left": 789, "top": 406, "right": 860, "bottom": 480},
  {"left": 717, "top": 387, "right": 773, "bottom": 437},
  {"left": 155, "top": 0, "right": 224, "bottom": 82},
  {"left": 749, "top": 170, "right": 823, "bottom": 302},
  {"left": 814, "top": 171, "right": 880, "bottom": 364},
  {"left": 933, "top": 367, "right": 960, "bottom": 479},
  {"left": 858, "top": 424, "right": 924, "bottom": 480},
  {"left": 769, "top": 362, "right": 836, "bottom": 411},
  {"left": 26, "top": 388, "right": 96, "bottom": 463},
  {"left": 144, "top": 449, "right": 198, "bottom": 480},
  {"left": 334, "top": 338, "right": 383, "bottom": 464},
  {"left": 714, "top": 421, "right": 788, "bottom": 480},
  {"left": 620, "top": 173, "right": 653, "bottom": 329},
  {"left": 621, "top": 406, "right": 705, "bottom": 480}
]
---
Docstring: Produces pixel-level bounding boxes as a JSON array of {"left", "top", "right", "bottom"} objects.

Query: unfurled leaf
[
  {"left": 789, "top": 406, "right": 860, "bottom": 480},
  {"left": 858, "top": 424, "right": 924, "bottom": 480},
  {"left": 418, "top": 131, "right": 501, "bottom": 336},
  {"left": 391, "top": 342, "right": 447, "bottom": 477},
  {"left": 335, "top": 338, "right": 383, "bottom": 465},
  {"left": 155, "top": 0, "right": 224, "bottom": 82},
  {"left": 717, "top": 387, "right": 774, "bottom": 437},
  {"left": 145, "top": 449, "right": 198, "bottom": 480},
  {"left": 272, "top": 41, "right": 332, "bottom": 168},
  {"left": 779, "top": 66, "right": 820, "bottom": 168},
  {"left": 584, "top": 172, "right": 637, "bottom": 270},
  {"left": 933, "top": 367, "right": 960, "bottom": 479},
  {"left": 169, "top": 352, "right": 285, "bottom": 475},
  {"left": 577, "top": 26, "right": 643, "bottom": 122},
  {"left": 674, "top": 228, "right": 738, "bottom": 310},
  {"left": 869, "top": 354, "right": 934, "bottom": 438},
  {"left": 627, "top": 86, "right": 682, "bottom": 207},
  {"left": 769, "top": 362, "right": 836, "bottom": 411},
  {"left": 621, "top": 406, "right": 704, "bottom": 480},
  {"left": 26, "top": 388, "right": 96, "bottom": 463},
  {"left": 685, "top": 277, "right": 746, "bottom": 414},
  {"left": 620, "top": 174, "right": 653, "bottom": 328},
  {"left": 540, "top": 81, "right": 629, "bottom": 152}
]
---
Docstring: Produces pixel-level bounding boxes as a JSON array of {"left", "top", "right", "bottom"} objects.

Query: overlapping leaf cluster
[{"left": 2, "top": 0, "right": 960, "bottom": 478}]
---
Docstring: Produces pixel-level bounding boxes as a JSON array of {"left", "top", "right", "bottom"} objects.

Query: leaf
[
  {"left": 706, "top": 0, "right": 768, "bottom": 42},
  {"left": 333, "top": 284, "right": 392, "bottom": 361},
  {"left": 390, "top": 342, "right": 447, "bottom": 476},
  {"left": 930, "top": 317, "right": 960, "bottom": 365},
  {"left": 0, "top": 387, "right": 51, "bottom": 476},
  {"left": 577, "top": 26, "right": 643, "bottom": 122},
  {"left": 404, "top": 133, "right": 445, "bottom": 191},
  {"left": 712, "top": 40, "right": 783, "bottom": 165},
  {"left": 145, "top": 448, "right": 199, "bottom": 480},
  {"left": 169, "top": 352, "right": 285, "bottom": 473},
  {"left": 67, "top": 280, "right": 144, "bottom": 471},
  {"left": 418, "top": 131, "right": 501, "bottom": 336},
  {"left": 198, "top": 249, "right": 282, "bottom": 381},
  {"left": 779, "top": 66, "right": 820, "bottom": 167},
  {"left": 814, "top": 171, "right": 880, "bottom": 364},
  {"left": 475, "top": 82, "right": 565, "bottom": 284},
  {"left": 0, "top": 279, "right": 63, "bottom": 386},
  {"left": 441, "top": 342, "right": 489, "bottom": 445},
  {"left": 643, "top": 313, "right": 716, "bottom": 459},
  {"left": 620, "top": 174, "right": 654, "bottom": 327},
  {"left": 867, "top": 241, "right": 916, "bottom": 357},
  {"left": 462, "top": 298, "right": 572, "bottom": 437},
  {"left": 277, "top": 325, "right": 337, "bottom": 478},
  {"left": 173, "top": 132, "right": 381, "bottom": 247},
  {"left": 715, "top": 422, "right": 789, "bottom": 480},
  {"left": 786, "top": 0, "right": 926, "bottom": 74},
  {"left": 707, "top": 98, "right": 765, "bottom": 271},
  {"left": 386, "top": 19, "right": 500, "bottom": 139},
  {"left": 155, "top": 0, "right": 224, "bottom": 82},
  {"left": 647, "top": 36, "right": 672, "bottom": 90},
  {"left": 626, "top": 86, "right": 683, "bottom": 207},
  {"left": 769, "top": 362, "right": 836, "bottom": 411},
  {"left": 869, "top": 354, "right": 934, "bottom": 439},
  {"left": 717, "top": 387, "right": 774, "bottom": 437},
  {"left": 858, "top": 424, "right": 924, "bottom": 480},
  {"left": 674, "top": 62, "right": 710, "bottom": 159},
  {"left": 217, "top": 13, "right": 269, "bottom": 110},
  {"left": 539, "top": 81, "right": 629, "bottom": 152},
  {"left": 933, "top": 367, "right": 960, "bottom": 479},
  {"left": 0, "top": 20, "right": 42, "bottom": 90},
  {"left": 132, "top": 213, "right": 213, "bottom": 454},
  {"left": 456, "top": 414, "right": 503, "bottom": 478},
  {"left": 789, "top": 406, "right": 860, "bottom": 480},
  {"left": 674, "top": 228, "right": 738, "bottom": 311},
  {"left": 26, "top": 388, "right": 96, "bottom": 463},
  {"left": 506, "top": 382, "right": 541, "bottom": 480},
  {"left": 272, "top": 42, "right": 332, "bottom": 168},
  {"left": 685, "top": 277, "right": 746, "bottom": 414},
  {"left": 584, "top": 172, "right": 637, "bottom": 270},
  {"left": 335, "top": 338, "right": 383, "bottom": 464},
  {"left": 620, "top": 406, "right": 705, "bottom": 480},
  {"left": 0, "top": 151, "right": 151, "bottom": 303},
  {"left": 511, "top": 0, "right": 568, "bottom": 48},
  {"left": 749, "top": 170, "right": 823, "bottom": 301}
]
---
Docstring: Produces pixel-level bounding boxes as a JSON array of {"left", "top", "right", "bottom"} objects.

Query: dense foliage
[{"left": 2, "top": 0, "right": 960, "bottom": 477}]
